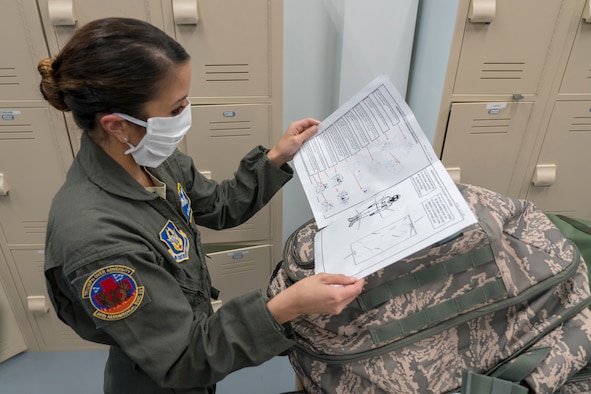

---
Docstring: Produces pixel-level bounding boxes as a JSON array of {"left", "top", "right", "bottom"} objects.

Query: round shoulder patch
[{"left": 81, "top": 265, "right": 146, "bottom": 321}]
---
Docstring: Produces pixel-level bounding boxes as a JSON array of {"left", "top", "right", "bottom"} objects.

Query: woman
[{"left": 39, "top": 18, "right": 364, "bottom": 393}]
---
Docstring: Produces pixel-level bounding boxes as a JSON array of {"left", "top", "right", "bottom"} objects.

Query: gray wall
[{"left": 282, "top": 0, "right": 419, "bottom": 242}]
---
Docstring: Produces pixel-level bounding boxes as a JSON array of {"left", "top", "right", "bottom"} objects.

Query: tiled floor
[{"left": 0, "top": 350, "right": 298, "bottom": 393}]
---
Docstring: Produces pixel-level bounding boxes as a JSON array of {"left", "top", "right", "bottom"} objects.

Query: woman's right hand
[{"left": 267, "top": 273, "right": 365, "bottom": 324}]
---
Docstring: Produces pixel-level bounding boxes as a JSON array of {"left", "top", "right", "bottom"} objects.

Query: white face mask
[{"left": 114, "top": 100, "right": 192, "bottom": 168}]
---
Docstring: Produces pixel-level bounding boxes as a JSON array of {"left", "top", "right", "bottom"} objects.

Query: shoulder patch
[
  {"left": 178, "top": 183, "right": 193, "bottom": 223},
  {"left": 80, "top": 265, "right": 147, "bottom": 322},
  {"left": 160, "top": 219, "right": 190, "bottom": 263}
]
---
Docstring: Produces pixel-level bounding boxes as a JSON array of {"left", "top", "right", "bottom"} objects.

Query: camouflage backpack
[{"left": 268, "top": 184, "right": 591, "bottom": 394}]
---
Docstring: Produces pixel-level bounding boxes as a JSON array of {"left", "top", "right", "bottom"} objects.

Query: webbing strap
[
  {"left": 461, "top": 347, "right": 550, "bottom": 394},
  {"left": 556, "top": 215, "right": 591, "bottom": 235},
  {"left": 369, "top": 279, "right": 506, "bottom": 345},
  {"left": 358, "top": 245, "right": 495, "bottom": 311},
  {"left": 461, "top": 371, "right": 528, "bottom": 394},
  {"left": 491, "top": 347, "right": 551, "bottom": 382}
]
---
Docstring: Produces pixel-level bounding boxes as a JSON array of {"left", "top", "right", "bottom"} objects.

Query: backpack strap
[
  {"left": 369, "top": 279, "right": 506, "bottom": 344},
  {"left": 462, "top": 371, "right": 528, "bottom": 394},
  {"left": 357, "top": 244, "right": 495, "bottom": 312},
  {"left": 461, "top": 347, "right": 550, "bottom": 394}
]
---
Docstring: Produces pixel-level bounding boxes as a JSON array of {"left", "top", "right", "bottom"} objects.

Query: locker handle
[
  {"left": 532, "top": 164, "right": 556, "bottom": 187},
  {"left": 469, "top": 0, "right": 496, "bottom": 24},
  {"left": 446, "top": 167, "right": 461, "bottom": 184},
  {"left": 27, "top": 296, "right": 50, "bottom": 313},
  {"left": 48, "top": 0, "right": 77, "bottom": 26},
  {"left": 0, "top": 173, "right": 8, "bottom": 196},
  {"left": 583, "top": 0, "right": 591, "bottom": 23},
  {"left": 173, "top": 0, "right": 199, "bottom": 25}
]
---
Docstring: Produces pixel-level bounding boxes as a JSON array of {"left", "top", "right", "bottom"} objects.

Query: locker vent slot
[
  {"left": 480, "top": 62, "right": 525, "bottom": 80},
  {"left": 570, "top": 116, "right": 591, "bottom": 133},
  {"left": 470, "top": 118, "right": 511, "bottom": 134},
  {"left": 0, "top": 123, "right": 34, "bottom": 140},
  {"left": 209, "top": 120, "right": 251, "bottom": 137},
  {"left": 0, "top": 67, "right": 18, "bottom": 87},
  {"left": 219, "top": 221, "right": 255, "bottom": 232},
  {"left": 220, "top": 258, "right": 257, "bottom": 277},
  {"left": 205, "top": 64, "right": 249, "bottom": 82},
  {"left": 23, "top": 220, "right": 47, "bottom": 235}
]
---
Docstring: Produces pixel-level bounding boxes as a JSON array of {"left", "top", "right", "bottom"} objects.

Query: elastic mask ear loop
[
  {"left": 114, "top": 113, "right": 148, "bottom": 128},
  {"left": 113, "top": 113, "right": 148, "bottom": 152}
]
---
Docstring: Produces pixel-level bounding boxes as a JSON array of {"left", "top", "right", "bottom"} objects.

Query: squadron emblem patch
[
  {"left": 81, "top": 265, "right": 146, "bottom": 322},
  {"left": 160, "top": 219, "right": 190, "bottom": 262},
  {"left": 178, "top": 183, "right": 193, "bottom": 223}
]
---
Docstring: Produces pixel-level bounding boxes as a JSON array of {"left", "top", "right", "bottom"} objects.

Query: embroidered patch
[
  {"left": 178, "top": 183, "right": 193, "bottom": 223},
  {"left": 81, "top": 265, "right": 146, "bottom": 322},
  {"left": 160, "top": 219, "right": 190, "bottom": 263}
]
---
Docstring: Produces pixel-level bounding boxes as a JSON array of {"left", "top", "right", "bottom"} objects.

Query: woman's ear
[{"left": 99, "top": 114, "right": 129, "bottom": 144}]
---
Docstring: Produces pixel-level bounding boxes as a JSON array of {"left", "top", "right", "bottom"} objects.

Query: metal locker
[
  {"left": 173, "top": 0, "right": 272, "bottom": 98},
  {"left": 441, "top": 101, "right": 533, "bottom": 195},
  {"left": 453, "top": 0, "right": 563, "bottom": 95},
  {"left": 10, "top": 249, "right": 103, "bottom": 350},
  {"left": 0, "top": 1, "right": 49, "bottom": 101},
  {"left": 36, "top": 0, "right": 171, "bottom": 55},
  {"left": 205, "top": 244, "right": 272, "bottom": 305},
  {"left": 0, "top": 269, "right": 27, "bottom": 362},
  {"left": 527, "top": 100, "right": 591, "bottom": 218},
  {"left": 183, "top": 104, "right": 272, "bottom": 244},
  {"left": 559, "top": 6, "right": 591, "bottom": 94}
]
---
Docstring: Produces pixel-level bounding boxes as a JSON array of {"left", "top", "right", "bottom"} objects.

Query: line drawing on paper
[
  {"left": 349, "top": 215, "right": 417, "bottom": 266},
  {"left": 347, "top": 194, "right": 400, "bottom": 228}
]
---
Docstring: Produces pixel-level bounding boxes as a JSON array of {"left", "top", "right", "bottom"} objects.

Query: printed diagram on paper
[{"left": 293, "top": 75, "right": 477, "bottom": 278}]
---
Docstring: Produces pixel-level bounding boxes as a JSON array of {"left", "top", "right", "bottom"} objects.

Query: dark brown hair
[{"left": 38, "top": 17, "right": 190, "bottom": 131}]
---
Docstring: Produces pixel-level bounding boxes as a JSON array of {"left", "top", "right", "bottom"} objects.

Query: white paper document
[{"left": 293, "top": 75, "right": 477, "bottom": 278}]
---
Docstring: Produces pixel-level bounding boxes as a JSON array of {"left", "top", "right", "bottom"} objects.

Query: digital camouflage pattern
[{"left": 268, "top": 184, "right": 591, "bottom": 393}]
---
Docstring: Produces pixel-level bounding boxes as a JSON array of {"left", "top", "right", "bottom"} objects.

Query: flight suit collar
[{"left": 77, "top": 133, "right": 159, "bottom": 201}]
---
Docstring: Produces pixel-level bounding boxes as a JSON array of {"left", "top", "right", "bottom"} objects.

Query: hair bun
[{"left": 38, "top": 58, "right": 69, "bottom": 111}]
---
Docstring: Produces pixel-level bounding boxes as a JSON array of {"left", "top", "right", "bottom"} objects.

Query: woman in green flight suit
[{"left": 38, "top": 17, "right": 364, "bottom": 393}]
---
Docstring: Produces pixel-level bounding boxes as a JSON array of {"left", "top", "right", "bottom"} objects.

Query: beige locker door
[
  {"left": 454, "top": 0, "right": 563, "bottom": 95},
  {"left": 37, "top": 0, "right": 171, "bottom": 54},
  {"left": 0, "top": 106, "right": 77, "bottom": 350},
  {"left": 0, "top": 271, "right": 27, "bottom": 363},
  {"left": 183, "top": 104, "right": 272, "bottom": 243},
  {"left": 206, "top": 244, "right": 272, "bottom": 304},
  {"left": 10, "top": 248, "right": 103, "bottom": 350},
  {"left": 0, "top": 107, "right": 72, "bottom": 245},
  {"left": 527, "top": 101, "right": 591, "bottom": 219},
  {"left": 0, "top": 0, "right": 50, "bottom": 101},
  {"left": 174, "top": 0, "right": 271, "bottom": 98},
  {"left": 441, "top": 101, "right": 533, "bottom": 195},
  {"left": 559, "top": 11, "right": 591, "bottom": 94}
]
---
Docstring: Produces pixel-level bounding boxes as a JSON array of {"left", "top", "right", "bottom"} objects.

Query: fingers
[
  {"left": 295, "top": 118, "right": 320, "bottom": 130},
  {"left": 299, "top": 123, "right": 319, "bottom": 141},
  {"left": 267, "top": 273, "right": 366, "bottom": 323},
  {"left": 291, "top": 118, "right": 320, "bottom": 136},
  {"left": 316, "top": 273, "right": 366, "bottom": 313}
]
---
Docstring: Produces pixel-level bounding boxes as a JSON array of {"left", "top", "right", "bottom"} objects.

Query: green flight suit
[{"left": 44, "top": 134, "right": 296, "bottom": 393}]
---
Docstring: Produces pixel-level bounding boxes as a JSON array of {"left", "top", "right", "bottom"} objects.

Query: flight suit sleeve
[
  {"left": 177, "top": 146, "right": 293, "bottom": 230},
  {"left": 64, "top": 250, "right": 295, "bottom": 389}
]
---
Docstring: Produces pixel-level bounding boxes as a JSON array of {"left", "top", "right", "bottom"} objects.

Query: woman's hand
[
  {"left": 266, "top": 118, "right": 320, "bottom": 167},
  {"left": 267, "top": 273, "right": 366, "bottom": 324}
]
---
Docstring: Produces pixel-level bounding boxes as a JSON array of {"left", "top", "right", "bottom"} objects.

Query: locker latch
[{"left": 0, "top": 173, "right": 8, "bottom": 196}]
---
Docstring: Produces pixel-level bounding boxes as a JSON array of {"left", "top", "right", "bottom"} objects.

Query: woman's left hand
[{"left": 266, "top": 118, "right": 320, "bottom": 167}]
